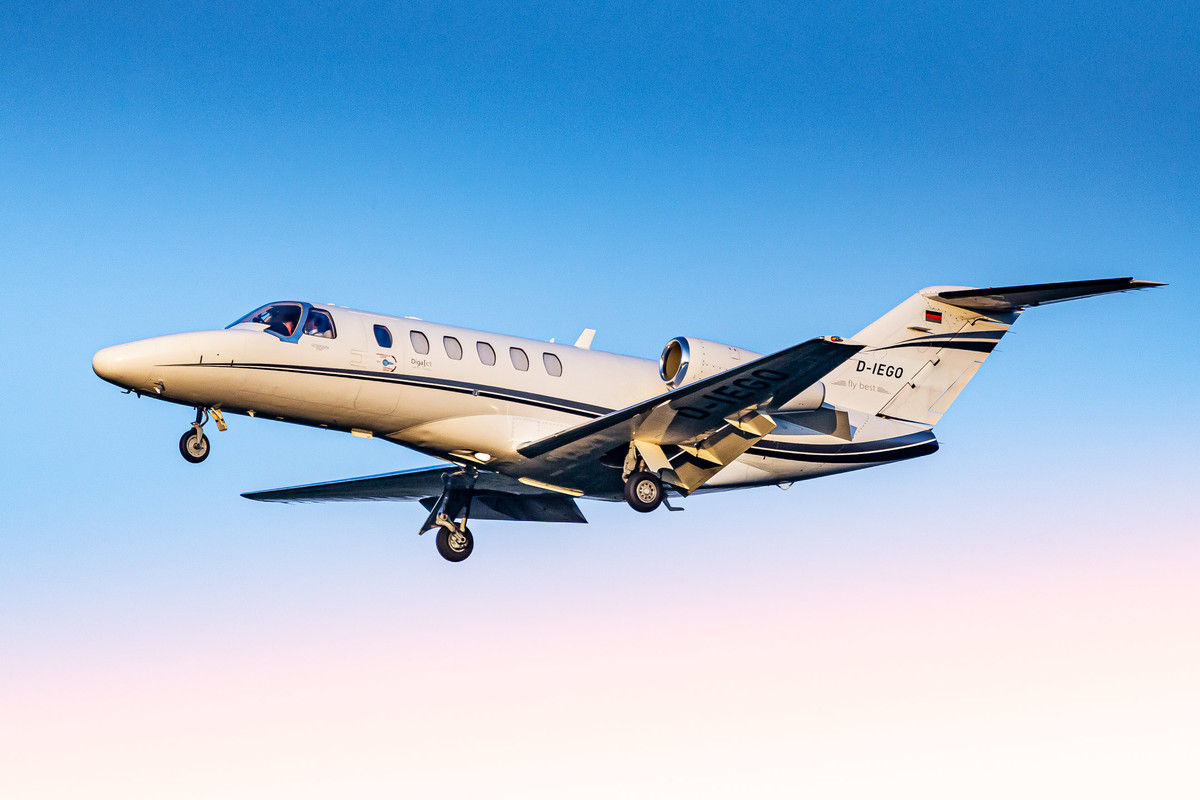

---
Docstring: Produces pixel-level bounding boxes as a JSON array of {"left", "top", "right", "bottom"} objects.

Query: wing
[
  {"left": 517, "top": 336, "right": 863, "bottom": 493},
  {"left": 241, "top": 465, "right": 586, "bottom": 523},
  {"left": 936, "top": 277, "right": 1165, "bottom": 311}
]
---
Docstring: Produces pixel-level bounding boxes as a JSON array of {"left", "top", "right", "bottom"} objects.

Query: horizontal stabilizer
[{"left": 935, "top": 277, "right": 1165, "bottom": 311}]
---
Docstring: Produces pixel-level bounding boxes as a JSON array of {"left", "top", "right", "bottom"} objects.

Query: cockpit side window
[
  {"left": 303, "top": 309, "right": 336, "bottom": 339},
  {"left": 235, "top": 303, "right": 304, "bottom": 338}
]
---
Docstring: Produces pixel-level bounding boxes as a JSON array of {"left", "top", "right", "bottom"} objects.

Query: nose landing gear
[
  {"left": 179, "top": 407, "right": 226, "bottom": 464},
  {"left": 179, "top": 427, "right": 210, "bottom": 463}
]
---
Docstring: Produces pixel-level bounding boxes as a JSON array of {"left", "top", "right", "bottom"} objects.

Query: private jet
[{"left": 93, "top": 277, "right": 1162, "bottom": 561}]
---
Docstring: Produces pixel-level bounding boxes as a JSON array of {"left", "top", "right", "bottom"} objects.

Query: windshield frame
[{"left": 227, "top": 301, "right": 313, "bottom": 342}]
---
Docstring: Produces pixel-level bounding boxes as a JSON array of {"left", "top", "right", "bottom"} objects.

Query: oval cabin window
[
  {"left": 477, "top": 342, "right": 496, "bottom": 366},
  {"left": 410, "top": 331, "right": 430, "bottom": 355}
]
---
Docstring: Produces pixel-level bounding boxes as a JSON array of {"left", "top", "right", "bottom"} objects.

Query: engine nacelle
[{"left": 659, "top": 336, "right": 763, "bottom": 389}]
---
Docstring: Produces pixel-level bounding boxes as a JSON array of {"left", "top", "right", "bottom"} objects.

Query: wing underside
[{"left": 242, "top": 466, "right": 587, "bottom": 523}]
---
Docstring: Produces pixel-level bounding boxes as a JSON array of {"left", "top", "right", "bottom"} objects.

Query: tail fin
[{"left": 823, "top": 278, "right": 1163, "bottom": 426}]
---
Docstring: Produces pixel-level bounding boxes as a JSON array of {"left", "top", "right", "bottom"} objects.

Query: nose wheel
[
  {"left": 179, "top": 407, "right": 225, "bottom": 463},
  {"left": 179, "top": 427, "right": 210, "bottom": 463}
]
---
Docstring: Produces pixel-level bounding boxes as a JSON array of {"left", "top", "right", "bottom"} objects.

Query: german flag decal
[{"left": 925, "top": 309, "right": 943, "bottom": 323}]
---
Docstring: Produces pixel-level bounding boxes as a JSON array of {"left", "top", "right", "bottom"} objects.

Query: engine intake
[{"left": 659, "top": 336, "right": 763, "bottom": 389}]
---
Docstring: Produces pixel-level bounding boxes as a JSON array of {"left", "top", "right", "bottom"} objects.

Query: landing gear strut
[
  {"left": 421, "top": 467, "right": 478, "bottom": 562},
  {"left": 179, "top": 407, "right": 225, "bottom": 464}
]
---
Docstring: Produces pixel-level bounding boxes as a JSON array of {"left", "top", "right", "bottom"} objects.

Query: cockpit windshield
[{"left": 230, "top": 303, "right": 304, "bottom": 337}]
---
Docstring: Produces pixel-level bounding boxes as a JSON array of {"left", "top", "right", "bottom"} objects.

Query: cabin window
[
  {"left": 374, "top": 325, "right": 392, "bottom": 348},
  {"left": 410, "top": 331, "right": 430, "bottom": 355},
  {"left": 443, "top": 336, "right": 463, "bottom": 360},
  {"left": 477, "top": 341, "right": 496, "bottom": 366},
  {"left": 509, "top": 347, "right": 529, "bottom": 371},
  {"left": 303, "top": 309, "right": 336, "bottom": 339},
  {"left": 543, "top": 352, "right": 563, "bottom": 377}
]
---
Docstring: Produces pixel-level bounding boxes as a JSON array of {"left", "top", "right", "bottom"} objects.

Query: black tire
[
  {"left": 623, "top": 471, "right": 663, "bottom": 513},
  {"left": 436, "top": 524, "right": 474, "bottom": 562},
  {"left": 179, "top": 428, "right": 210, "bottom": 463}
]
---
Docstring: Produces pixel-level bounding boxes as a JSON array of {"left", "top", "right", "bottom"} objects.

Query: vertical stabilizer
[
  {"left": 823, "top": 287, "right": 1017, "bottom": 426},
  {"left": 822, "top": 277, "right": 1163, "bottom": 426}
]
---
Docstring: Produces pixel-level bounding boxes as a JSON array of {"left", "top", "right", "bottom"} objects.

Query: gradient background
[{"left": 2, "top": 3, "right": 1197, "bottom": 798}]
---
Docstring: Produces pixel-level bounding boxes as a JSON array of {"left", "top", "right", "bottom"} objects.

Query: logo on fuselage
[{"left": 378, "top": 354, "right": 397, "bottom": 372}]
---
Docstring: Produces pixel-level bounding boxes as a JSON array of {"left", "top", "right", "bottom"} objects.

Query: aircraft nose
[{"left": 93, "top": 342, "right": 154, "bottom": 389}]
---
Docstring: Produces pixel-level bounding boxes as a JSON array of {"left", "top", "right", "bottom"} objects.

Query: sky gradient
[{"left": 2, "top": 3, "right": 1197, "bottom": 798}]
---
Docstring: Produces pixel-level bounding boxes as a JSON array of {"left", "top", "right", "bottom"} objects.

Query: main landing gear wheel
[
  {"left": 436, "top": 523, "right": 474, "bottom": 562},
  {"left": 624, "top": 471, "right": 663, "bottom": 513},
  {"left": 179, "top": 428, "right": 210, "bottom": 463}
]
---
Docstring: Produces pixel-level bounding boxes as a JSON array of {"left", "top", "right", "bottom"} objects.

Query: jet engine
[
  {"left": 659, "top": 336, "right": 828, "bottom": 411},
  {"left": 658, "top": 337, "right": 762, "bottom": 389}
]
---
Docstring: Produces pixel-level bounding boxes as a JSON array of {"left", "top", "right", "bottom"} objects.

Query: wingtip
[{"left": 825, "top": 335, "right": 866, "bottom": 350}]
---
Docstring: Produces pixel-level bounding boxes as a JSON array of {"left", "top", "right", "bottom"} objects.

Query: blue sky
[{"left": 2, "top": 4, "right": 1197, "bottom": 797}]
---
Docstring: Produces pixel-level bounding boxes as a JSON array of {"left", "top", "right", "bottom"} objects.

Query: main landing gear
[
  {"left": 179, "top": 407, "right": 226, "bottom": 464},
  {"left": 621, "top": 444, "right": 666, "bottom": 513},
  {"left": 620, "top": 444, "right": 684, "bottom": 513},
  {"left": 623, "top": 470, "right": 664, "bottom": 513},
  {"left": 434, "top": 521, "right": 474, "bottom": 562},
  {"left": 421, "top": 468, "right": 478, "bottom": 563}
]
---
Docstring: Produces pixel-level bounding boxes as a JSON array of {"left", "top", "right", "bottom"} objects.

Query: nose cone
[{"left": 93, "top": 342, "right": 154, "bottom": 389}]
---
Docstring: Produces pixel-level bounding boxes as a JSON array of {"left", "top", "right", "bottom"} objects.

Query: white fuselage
[{"left": 94, "top": 302, "right": 935, "bottom": 500}]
